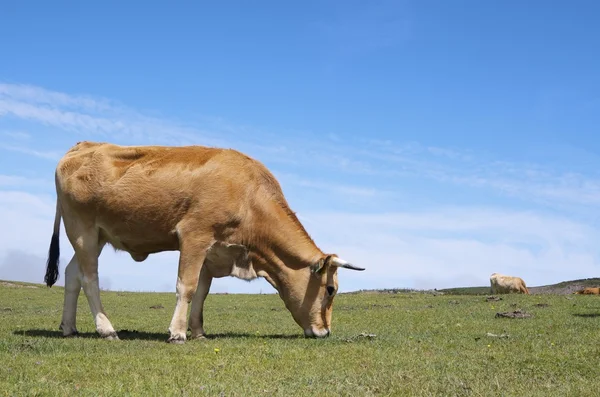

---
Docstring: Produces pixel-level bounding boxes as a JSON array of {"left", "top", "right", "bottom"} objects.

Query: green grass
[{"left": 2, "top": 281, "right": 600, "bottom": 396}]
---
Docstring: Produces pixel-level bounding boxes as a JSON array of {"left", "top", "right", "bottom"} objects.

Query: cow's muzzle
[{"left": 304, "top": 327, "right": 330, "bottom": 338}]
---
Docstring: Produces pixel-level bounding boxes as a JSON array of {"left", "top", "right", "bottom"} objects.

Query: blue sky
[{"left": 1, "top": 1, "right": 600, "bottom": 293}]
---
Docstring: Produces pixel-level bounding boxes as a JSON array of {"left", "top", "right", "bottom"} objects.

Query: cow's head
[{"left": 277, "top": 254, "right": 364, "bottom": 338}]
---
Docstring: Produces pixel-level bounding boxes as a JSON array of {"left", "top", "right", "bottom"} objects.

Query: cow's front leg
[
  {"left": 168, "top": 236, "right": 212, "bottom": 344},
  {"left": 189, "top": 266, "right": 213, "bottom": 339}
]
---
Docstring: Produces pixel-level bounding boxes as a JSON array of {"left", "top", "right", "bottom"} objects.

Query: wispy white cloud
[
  {"left": 0, "top": 98, "right": 197, "bottom": 145},
  {"left": 352, "top": 139, "right": 600, "bottom": 211},
  {"left": 0, "top": 174, "right": 52, "bottom": 188},
  {"left": 0, "top": 83, "right": 117, "bottom": 113},
  {"left": 0, "top": 83, "right": 226, "bottom": 146},
  {"left": 276, "top": 171, "right": 381, "bottom": 198},
  {"left": 0, "top": 143, "right": 62, "bottom": 160},
  {"left": 2, "top": 130, "right": 31, "bottom": 140}
]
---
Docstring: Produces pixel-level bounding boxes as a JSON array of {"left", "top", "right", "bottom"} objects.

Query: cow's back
[{"left": 55, "top": 142, "right": 279, "bottom": 256}]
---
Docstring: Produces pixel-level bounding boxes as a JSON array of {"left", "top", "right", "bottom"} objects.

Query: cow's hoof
[
  {"left": 191, "top": 333, "right": 207, "bottom": 340},
  {"left": 59, "top": 323, "right": 78, "bottom": 337},
  {"left": 167, "top": 335, "right": 186, "bottom": 344},
  {"left": 63, "top": 331, "right": 79, "bottom": 338},
  {"left": 103, "top": 332, "right": 120, "bottom": 341}
]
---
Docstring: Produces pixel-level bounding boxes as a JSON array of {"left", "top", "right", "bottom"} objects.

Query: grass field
[{"left": 2, "top": 280, "right": 600, "bottom": 396}]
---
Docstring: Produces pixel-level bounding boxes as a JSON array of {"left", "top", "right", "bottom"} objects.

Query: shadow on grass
[
  {"left": 208, "top": 332, "right": 303, "bottom": 340},
  {"left": 572, "top": 313, "right": 600, "bottom": 318},
  {"left": 13, "top": 329, "right": 304, "bottom": 341}
]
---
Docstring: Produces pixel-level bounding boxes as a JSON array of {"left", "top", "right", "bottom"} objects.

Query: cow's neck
[
  {"left": 254, "top": 228, "right": 323, "bottom": 274},
  {"left": 253, "top": 242, "right": 319, "bottom": 308},
  {"left": 249, "top": 202, "right": 323, "bottom": 288}
]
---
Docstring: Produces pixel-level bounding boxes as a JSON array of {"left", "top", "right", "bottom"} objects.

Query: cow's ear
[{"left": 311, "top": 255, "right": 332, "bottom": 275}]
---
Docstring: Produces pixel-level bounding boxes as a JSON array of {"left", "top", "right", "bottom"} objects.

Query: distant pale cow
[
  {"left": 490, "top": 273, "right": 530, "bottom": 294},
  {"left": 575, "top": 287, "right": 600, "bottom": 295}
]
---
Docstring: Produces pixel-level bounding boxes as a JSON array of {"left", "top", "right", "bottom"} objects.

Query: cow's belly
[
  {"left": 99, "top": 226, "right": 179, "bottom": 262},
  {"left": 99, "top": 220, "right": 260, "bottom": 282}
]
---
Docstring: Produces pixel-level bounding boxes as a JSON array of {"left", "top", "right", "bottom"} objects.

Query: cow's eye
[{"left": 326, "top": 286, "right": 335, "bottom": 296}]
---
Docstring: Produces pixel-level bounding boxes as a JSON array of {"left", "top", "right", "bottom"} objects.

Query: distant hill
[{"left": 0, "top": 280, "right": 41, "bottom": 289}]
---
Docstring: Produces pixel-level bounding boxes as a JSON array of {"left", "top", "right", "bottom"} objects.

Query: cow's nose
[{"left": 304, "top": 327, "right": 330, "bottom": 338}]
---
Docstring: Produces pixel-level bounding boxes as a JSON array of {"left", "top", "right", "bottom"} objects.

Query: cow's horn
[{"left": 331, "top": 257, "right": 365, "bottom": 271}]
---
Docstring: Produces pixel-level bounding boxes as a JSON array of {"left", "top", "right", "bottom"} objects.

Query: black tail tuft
[{"left": 44, "top": 234, "right": 60, "bottom": 287}]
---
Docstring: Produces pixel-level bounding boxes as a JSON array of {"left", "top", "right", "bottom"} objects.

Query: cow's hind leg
[
  {"left": 59, "top": 255, "right": 82, "bottom": 336},
  {"left": 60, "top": 237, "right": 107, "bottom": 337},
  {"left": 189, "top": 266, "right": 213, "bottom": 339},
  {"left": 168, "top": 233, "right": 213, "bottom": 344},
  {"left": 72, "top": 229, "right": 117, "bottom": 340}
]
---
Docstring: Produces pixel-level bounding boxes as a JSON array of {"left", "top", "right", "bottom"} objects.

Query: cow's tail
[{"left": 44, "top": 197, "right": 62, "bottom": 287}]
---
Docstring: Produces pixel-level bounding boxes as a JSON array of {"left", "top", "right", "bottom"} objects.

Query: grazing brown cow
[
  {"left": 489, "top": 273, "right": 530, "bottom": 294},
  {"left": 575, "top": 287, "right": 600, "bottom": 295},
  {"left": 44, "top": 141, "right": 364, "bottom": 343}
]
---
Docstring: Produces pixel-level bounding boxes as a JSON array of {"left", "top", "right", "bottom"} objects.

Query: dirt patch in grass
[
  {"left": 344, "top": 333, "right": 377, "bottom": 343},
  {"left": 495, "top": 310, "right": 533, "bottom": 319},
  {"left": 485, "top": 296, "right": 502, "bottom": 302}
]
